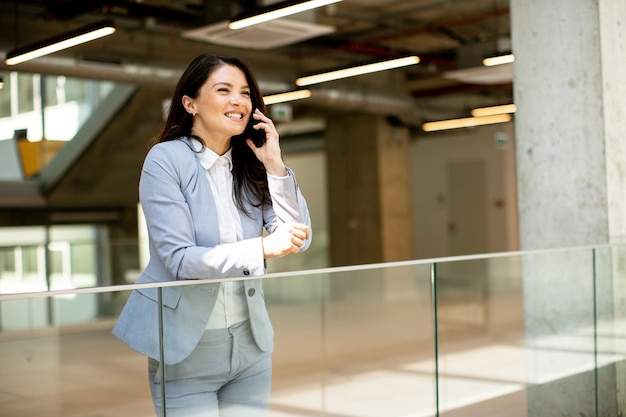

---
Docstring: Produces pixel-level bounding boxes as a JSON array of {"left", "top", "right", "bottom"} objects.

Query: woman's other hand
[{"left": 262, "top": 222, "right": 311, "bottom": 258}]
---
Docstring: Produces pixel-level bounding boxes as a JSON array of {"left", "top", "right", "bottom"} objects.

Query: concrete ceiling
[
  {"left": 0, "top": 0, "right": 514, "bottom": 220},
  {"left": 0, "top": 0, "right": 513, "bottom": 117}
]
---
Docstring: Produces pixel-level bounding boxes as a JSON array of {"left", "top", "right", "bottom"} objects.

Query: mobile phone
[{"left": 247, "top": 120, "right": 266, "bottom": 147}]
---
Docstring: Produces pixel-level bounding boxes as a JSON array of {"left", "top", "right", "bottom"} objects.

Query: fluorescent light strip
[
  {"left": 263, "top": 89, "right": 312, "bottom": 105},
  {"left": 422, "top": 114, "right": 512, "bottom": 132},
  {"left": 471, "top": 103, "right": 517, "bottom": 117},
  {"left": 5, "top": 21, "right": 116, "bottom": 66},
  {"left": 229, "top": 0, "right": 342, "bottom": 30},
  {"left": 296, "top": 56, "right": 420, "bottom": 86},
  {"left": 483, "top": 53, "right": 515, "bottom": 67}
]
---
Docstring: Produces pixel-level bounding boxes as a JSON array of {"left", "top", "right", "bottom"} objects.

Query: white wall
[{"left": 410, "top": 122, "right": 519, "bottom": 259}]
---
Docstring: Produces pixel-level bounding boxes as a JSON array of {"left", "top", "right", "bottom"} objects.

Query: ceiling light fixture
[
  {"left": 296, "top": 55, "right": 420, "bottom": 86},
  {"left": 5, "top": 20, "right": 116, "bottom": 66},
  {"left": 471, "top": 103, "right": 516, "bottom": 117},
  {"left": 229, "top": 0, "right": 342, "bottom": 30},
  {"left": 483, "top": 53, "right": 515, "bottom": 67},
  {"left": 422, "top": 114, "right": 512, "bottom": 132},
  {"left": 263, "top": 89, "right": 312, "bottom": 105}
]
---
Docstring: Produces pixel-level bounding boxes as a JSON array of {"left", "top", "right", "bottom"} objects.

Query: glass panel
[
  {"left": 434, "top": 248, "right": 605, "bottom": 417},
  {"left": 593, "top": 245, "right": 626, "bottom": 417},
  {"left": 49, "top": 225, "right": 98, "bottom": 291},
  {"left": 0, "top": 244, "right": 48, "bottom": 298},
  {"left": 2, "top": 246, "right": 626, "bottom": 417},
  {"left": 0, "top": 226, "right": 143, "bottom": 331},
  {"left": 434, "top": 254, "right": 526, "bottom": 416},
  {"left": 61, "top": 76, "right": 88, "bottom": 104},
  {"left": 16, "top": 73, "right": 35, "bottom": 114},
  {"left": 266, "top": 272, "right": 328, "bottom": 416},
  {"left": 156, "top": 263, "right": 436, "bottom": 417},
  {"left": 0, "top": 246, "right": 15, "bottom": 272},
  {"left": 108, "top": 238, "right": 143, "bottom": 289},
  {"left": 157, "top": 278, "right": 283, "bottom": 417},
  {"left": 41, "top": 75, "right": 117, "bottom": 141},
  {"left": 0, "top": 71, "right": 10, "bottom": 118},
  {"left": 20, "top": 245, "right": 40, "bottom": 279},
  {"left": 317, "top": 264, "right": 436, "bottom": 417},
  {"left": 523, "top": 248, "right": 598, "bottom": 416},
  {"left": 0, "top": 289, "right": 154, "bottom": 417}
]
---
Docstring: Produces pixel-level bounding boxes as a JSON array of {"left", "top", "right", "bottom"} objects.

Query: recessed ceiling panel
[{"left": 182, "top": 18, "right": 335, "bottom": 49}]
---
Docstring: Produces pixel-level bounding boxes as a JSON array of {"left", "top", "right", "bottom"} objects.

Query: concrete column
[
  {"left": 326, "top": 113, "right": 413, "bottom": 267},
  {"left": 376, "top": 119, "right": 416, "bottom": 300},
  {"left": 325, "top": 113, "right": 413, "bottom": 297},
  {"left": 598, "top": 2, "right": 626, "bottom": 413},
  {"left": 376, "top": 119, "right": 414, "bottom": 264},
  {"left": 511, "top": 0, "right": 626, "bottom": 415}
]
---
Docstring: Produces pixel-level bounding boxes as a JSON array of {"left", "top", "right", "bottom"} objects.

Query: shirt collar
[{"left": 193, "top": 138, "right": 233, "bottom": 171}]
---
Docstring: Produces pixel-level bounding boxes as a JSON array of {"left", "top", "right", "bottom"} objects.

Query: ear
[{"left": 182, "top": 95, "right": 196, "bottom": 116}]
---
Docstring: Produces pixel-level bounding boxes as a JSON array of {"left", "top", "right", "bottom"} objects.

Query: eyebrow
[{"left": 212, "top": 82, "right": 250, "bottom": 89}]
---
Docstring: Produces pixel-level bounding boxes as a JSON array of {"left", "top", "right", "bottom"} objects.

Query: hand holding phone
[
  {"left": 245, "top": 109, "right": 287, "bottom": 176},
  {"left": 249, "top": 120, "right": 266, "bottom": 147}
]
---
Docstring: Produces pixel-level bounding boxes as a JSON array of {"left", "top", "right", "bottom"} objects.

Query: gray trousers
[{"left": 148, "top": 320, "right": 272, "bottom": 417}]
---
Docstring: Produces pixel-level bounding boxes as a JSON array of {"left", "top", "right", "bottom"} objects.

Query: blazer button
[
  {"left": 243, "top": 269, "right": 250, "bottom": 276},
  {"left": 248, "top": 288, "right": 256, "bottom": 297}
]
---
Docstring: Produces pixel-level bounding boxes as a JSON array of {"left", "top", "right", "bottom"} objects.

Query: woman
[{"left": 113, "top": 54, "right": 312, "bottom": 417}]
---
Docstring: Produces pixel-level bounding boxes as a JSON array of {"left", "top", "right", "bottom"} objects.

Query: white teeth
[{"left": 225, "top": 113, "right": 243, "bottom": 119}]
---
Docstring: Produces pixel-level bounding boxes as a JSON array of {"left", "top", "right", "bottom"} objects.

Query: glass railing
[{"left": 0, "top": 244, "right": 624, "bottom": 417}]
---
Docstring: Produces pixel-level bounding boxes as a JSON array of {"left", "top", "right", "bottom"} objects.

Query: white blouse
[{"left": 196, "top": 147, "right": 249, "bottom": 329}]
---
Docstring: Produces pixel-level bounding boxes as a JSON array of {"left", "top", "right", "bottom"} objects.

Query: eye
[{"left": 242, "top": 91, "right": 251, "bottom": 96}]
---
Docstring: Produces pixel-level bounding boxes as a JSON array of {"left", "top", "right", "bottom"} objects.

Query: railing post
[
  {"left": 158, "top": 287, "right": 167, "bottom": 417},
  {"left": 430, "top": 262, "right": 439, "bottom": 417},
  {"left": 592, "top": 248, "right": 598, "bottom": 417}
]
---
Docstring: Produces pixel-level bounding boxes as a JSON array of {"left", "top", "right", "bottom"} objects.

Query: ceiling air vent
[
  {"left": 443, "top": 63, "right": 513, "bottom": 85},
  {"left": 182, "top": 18, "right": 335, "bottom": 49}
]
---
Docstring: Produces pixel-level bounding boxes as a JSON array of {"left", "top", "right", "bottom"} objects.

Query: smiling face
[{"left": 183, "top": 63, "right": 252, "bottom": 153}]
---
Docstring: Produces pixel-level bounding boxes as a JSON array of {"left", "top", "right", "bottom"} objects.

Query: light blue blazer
[{"left": 112, "top": 137, "right": 311, "bottom": 365}]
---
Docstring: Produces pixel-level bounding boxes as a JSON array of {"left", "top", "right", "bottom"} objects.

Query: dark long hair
[{"left": 153, "top": 54, "right": 270, "bottom": 213}]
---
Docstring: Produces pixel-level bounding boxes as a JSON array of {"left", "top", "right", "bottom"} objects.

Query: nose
[{"left": 230, "top": 92, "right": 245, "bottom": 105}]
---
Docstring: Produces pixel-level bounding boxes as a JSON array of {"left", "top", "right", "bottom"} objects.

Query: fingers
[
  {"left": 262, "top": 223, "right": 310, "bottom": 259},
  {"left": 293, "top": 222, "right": 310, "bottom": 235},
  {"left": 253, "top": 108, "right": 271, "bottom": 123},
  {"left": 288, "top": 223, "right": 310, "bottom": 253},
  {"left": 252, "top": 109, "right": 278, "bottom": 141},
  {"left": 291, "top": 223, "right": 309, "bottom": 237},
  {"left": 286, "top": 223, "right": 310, "bottom": 244},
  {"left": 289, "top": 233, "right": 305, "bottom": 251}
]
